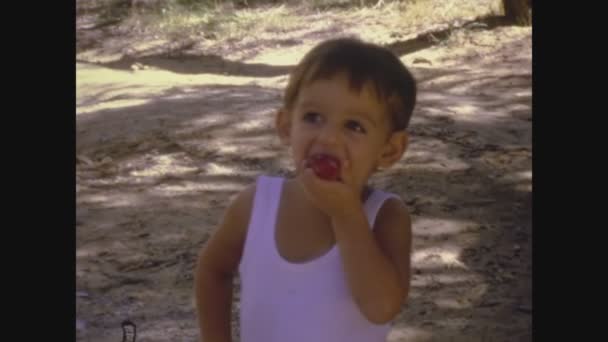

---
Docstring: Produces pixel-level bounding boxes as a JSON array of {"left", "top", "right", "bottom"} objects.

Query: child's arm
[
  {"left": 194, "top": 184, "right": 256, "bottom": 342},
  {"left": 331, "top": 198, "right": 412, "bottom": 325},
  {"left": 297, "top": 168, "right": 412, "bottom": 324}
]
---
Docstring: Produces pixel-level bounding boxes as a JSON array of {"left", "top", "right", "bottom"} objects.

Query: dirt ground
[{"left": 76, "top": 7, "right": 531, "bottom": 342}]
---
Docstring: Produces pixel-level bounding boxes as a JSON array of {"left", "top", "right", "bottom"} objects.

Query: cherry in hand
[{"left": 307, "top": 154, "right": 341, "bottom": 181}]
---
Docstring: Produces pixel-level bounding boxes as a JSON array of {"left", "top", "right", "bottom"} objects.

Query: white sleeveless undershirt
[{"left": 238, "top": 175, "right": 402, "bottom": 342}]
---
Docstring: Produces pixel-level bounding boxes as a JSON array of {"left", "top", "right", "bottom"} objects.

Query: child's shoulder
[
  {"left": 229, "top": 180, "right": 258, "bottom": 215},
  {"left": 367, "top": 186, "right": 405, "bottom": 205},
  {"left": 227, "top": 174, "right": 284, "bottom": 216},
  {"left": 372, "top": 188, "right": 410, "bottom": 228}
]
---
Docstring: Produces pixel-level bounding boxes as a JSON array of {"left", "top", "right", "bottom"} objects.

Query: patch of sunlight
[
  {"left": 248, "top": 45, "right": 313, "bottom": 67},
  {"left": 417, "top": 92, "right": 452, "bottom": 102},
  {"left": 205, "top": 165, "right": 260, "bottom": 179},
  {"left": 77, "top": 63, "right": 269, "bottom": 94},
  {"left": 514, "top": 90, "right": 532, "bottom": 98},
  {"left": 153, "top": 182, "right": 206, "bottom": 194},
  {"left": 207, "top": 140, "right": 280, "bottom": 160},
  {"left": 231, "top": 117, "right": 272, "bottom": 131},
  {"left": 188, "top": 114, "right": 230, "bottom": 126},
  {"left": 206, "top": 162, "right": 238, "bottom": 175},
  {"left": 257, "top": 76, "right": 289, "bottom": 89},
  {"left": 412, "top": 247, "right": 467, "bottom": 269},
  {"left": 76, "top": 83, "right": 165, "bottom": 104},
  {"left": 213, "top": 144, "right": 238, "bottom": 154},
  {"left": 198, "top": 182, "right": 246, "bottom": 193},
  {"left": 76, "top": 246, "right": 103, "bottom": 258},
  {"left": 387, "top": 325, "right": 433, "bottom": 342},
  {"left": 163, "top": 93, "right": 195, "bottom": 101},
  {"left": 502, "top": 170, "right": 532, "bottom": 182},
  {"left": 207, "top": 135, "right": 279, "bottom": 154},
  {"left": 505, "top": 103, "right": 531, "bottom": 112},
  {"left": 498, "top": 170, "right": 532, "bottom": 192},
  {"left": 412, "top": 218, "right": 476, "bottom": 236},
  {"left": 128, "top": 69, "right": 262, "bottom": 87},
  {"left": 130, "top": 155, "right": 198, "bottom": 177},
  {"left": 76, "top": 65, "right": 136, "bottom": 84},
  {"left": 77, "top": 98, "right": 151, "bottom": 115},
  {"left": 151, "top": 181, "right": 244, "bottom": 195},
  {"left": 412, "top": 273, "right": 479, "bottom": 289},
  {"left": 240, "top": 149, "right": 280, "bottom": 161},
  {"left": 446, "top": 103, "right": 478, "bottom": 116},
  {"left": 78, "top": 193, "right": 143, "bottom": 207}
]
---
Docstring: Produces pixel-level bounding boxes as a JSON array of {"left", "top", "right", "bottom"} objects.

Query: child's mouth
[{"left": 306, "top": 153, "right": 342, "bottom": 181}]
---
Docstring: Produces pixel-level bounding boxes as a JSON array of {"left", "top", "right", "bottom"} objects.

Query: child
[{"left": 195, "top": 37, "right": 417, "bottom": 342}]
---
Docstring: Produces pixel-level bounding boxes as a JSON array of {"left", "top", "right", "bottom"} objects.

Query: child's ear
[
  {"left": 377, "top": 131, "right": 408, "bottom": 169},
  {"left": 275, "top": 108, "right": 291, "bottom": 146}
]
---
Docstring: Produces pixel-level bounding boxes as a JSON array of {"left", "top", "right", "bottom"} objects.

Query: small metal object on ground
[{"left": 121, "top": 320, "right": 137, "bottom": 342}]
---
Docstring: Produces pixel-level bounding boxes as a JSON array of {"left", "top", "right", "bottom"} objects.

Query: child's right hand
[{"left": 297, "top": 159, "right": 363, "bottom": 221}]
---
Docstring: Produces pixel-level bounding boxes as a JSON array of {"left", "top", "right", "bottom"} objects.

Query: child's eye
[
  {"left": 303, "top": 112, "right": 322, "bottom": 124},
  {"left": 345, "top": 120, "right": 367, "bottom": 134}
]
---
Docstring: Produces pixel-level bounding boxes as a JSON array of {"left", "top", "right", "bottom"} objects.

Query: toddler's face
[{"left": 279, "top": 72, "right": 404, "bottom": 193}]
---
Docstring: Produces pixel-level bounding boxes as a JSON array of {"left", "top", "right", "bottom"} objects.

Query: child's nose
[{"left": 317, "top": 124, "right": 340, "bottom": 146}]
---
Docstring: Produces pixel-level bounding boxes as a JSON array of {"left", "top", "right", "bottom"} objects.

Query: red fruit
[{"left": 309, "top": 154, "right": 341, "bottom": 181}]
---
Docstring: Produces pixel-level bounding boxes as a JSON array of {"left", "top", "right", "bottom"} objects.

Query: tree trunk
[{"left": 503, "top": 0, "right": 532, "bottom": 26}]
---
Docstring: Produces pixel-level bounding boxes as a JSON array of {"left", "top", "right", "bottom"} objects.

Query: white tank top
[{"left": 238, "top": 175, "right": 402, "bottom": 342}]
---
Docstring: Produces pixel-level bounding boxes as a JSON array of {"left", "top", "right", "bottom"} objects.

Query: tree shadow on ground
[
  {"left": 78, "top": 52, "right": 294, "bottom": 77},
  {"left": 77, "top": 12, "right": 521, "bottom": 79},
  {"left": 384, "top": 15, "right": 515, "bottom": 58}
]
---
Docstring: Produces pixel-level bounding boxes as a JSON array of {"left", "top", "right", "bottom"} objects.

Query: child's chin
[{"left": 318, "top": 173, "right": 343, "bottom": 182}]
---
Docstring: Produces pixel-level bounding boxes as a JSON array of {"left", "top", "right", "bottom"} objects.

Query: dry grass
[
  {"left": 85, "top": 0, "right": 505, "bottom": 58},
  {"left": 122, "top": 3, "right": 304, "bottom": 42},
  {"left": 343, "top": 0, "right": 503, "bottom": 31},
  {"left": 218, "top": 5, "right": 305, "bottom": 40}
]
